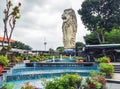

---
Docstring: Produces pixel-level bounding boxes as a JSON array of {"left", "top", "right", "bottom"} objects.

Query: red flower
[
  {"left": 88, "top": 83, "right": 95, "bottom": 88},
  {"left": 98, "top": 77, "right": 106, "bottom": 84}
]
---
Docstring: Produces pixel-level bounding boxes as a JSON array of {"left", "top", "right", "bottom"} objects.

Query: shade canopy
[{"left": 86, "top": 44, "right": 120, "bottom": 49}]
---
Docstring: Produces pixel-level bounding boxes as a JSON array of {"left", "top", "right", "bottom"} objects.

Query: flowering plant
[
  {"left": 20, "top": 82, "right": 38, "bottom": 89},
  {"left": 83, "top": 77, "right": 102, "bottom": 89},
  {"left": 83, "top": 71, "right": 106, "bottom": 89}
]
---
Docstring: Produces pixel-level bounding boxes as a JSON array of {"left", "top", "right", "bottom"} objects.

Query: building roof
[
  {"left": 0, "top": 36, "right": 15, "bottom": 43},
  {"left": 86, "top": 44, "right": 120, "bottom": 49}
]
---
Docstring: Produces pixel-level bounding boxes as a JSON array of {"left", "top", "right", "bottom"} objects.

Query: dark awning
[{"left": 86, "top": 44, "right": 120, "bottom": 49}]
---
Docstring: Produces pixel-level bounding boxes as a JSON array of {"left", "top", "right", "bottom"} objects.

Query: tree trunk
[
  {"left": 94, "top": 30, "right": 102, "bottom": 44},
  {"left": 2, "top": 31, "right": 6, "bottom": 46},
  {"left": 100, "top": 29, "right": 105, "bottom": 43}
]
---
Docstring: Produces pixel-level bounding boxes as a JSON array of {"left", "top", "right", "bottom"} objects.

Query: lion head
[
  {"left": 62, "top": 8, "right": 77, "bottom": 25},
  {"left": 61, "top": 8, "right": 77, "bottom": 32}
]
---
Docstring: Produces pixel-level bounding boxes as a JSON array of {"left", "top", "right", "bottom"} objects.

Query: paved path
[
  {"left": 106, "top": 73, "right": 120, "bottom": 89},
  {"left": 106, "top": 62, "right": 120, "bottom": 89},
  {"left": 107, "top": 83, "right": 120, "bottom": 89},
  {"left": 110, "top": 62, "right": 120, "bottom": 65},
  {"left": 113, "top": 73, "right": 120, "bottom": 80}
]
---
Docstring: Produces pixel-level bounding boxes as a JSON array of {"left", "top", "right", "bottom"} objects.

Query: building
[
  {"left": 0, "top": 36, "right": 15, "bottom": 45},
  {"left": 84, "top": 44, "right": 120, "bottom": 62}
]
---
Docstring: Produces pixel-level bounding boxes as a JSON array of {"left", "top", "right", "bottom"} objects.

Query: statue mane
[
  {"left": 62, "top": 8, "right": 77, "bottom": 49},
  {"left": 62, "top": 9, "right": 77, "bottom": 33}
]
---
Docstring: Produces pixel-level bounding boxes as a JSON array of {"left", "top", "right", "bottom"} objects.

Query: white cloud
[{"left": 0, "top": 0, "right": 90, "bottom": 50}]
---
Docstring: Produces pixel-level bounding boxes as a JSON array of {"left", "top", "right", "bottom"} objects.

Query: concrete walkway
[
  {"left": 113, "top": 73, "right": 120, "bottom": 80},
  {"left": 106, "top": 63, "right": 120, "bottom": 89},
  {"left": 107, "top": 83, "right": 120, "bottom": 89},
  {"left": 110, "top": 62, "right": 120, "bottom": 65},
  {"left": 106, "top": 73, "right": 120, "bottom": 89},
  {"left": 111, "top": 62, "right": 120, "bottom": 81}
]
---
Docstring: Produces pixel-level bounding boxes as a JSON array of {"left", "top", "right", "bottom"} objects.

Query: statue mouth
[{"left": 62, "top": 16, "right": 67, "bottom": 20}]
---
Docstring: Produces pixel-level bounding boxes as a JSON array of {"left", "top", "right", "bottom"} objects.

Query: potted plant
[
  {"left": 83, "top": 71, "right": 107, "bottom": 89},
  {"left": 83, "top": 71, "right": 106, "bottom": 89},
  {"left": 90, "top": 71, "right": 106, "bottom": 88},
  {"left": 99, "top": 63, "right": 114, "bottom": 78},
  {"left": 0, "top": 55, "right": 9, "bottom": 74},
  {"left": 75, "top": 56, "right": 84, "bottom": 63},
  {"left": 97, "top": 56, "right": 110, "bottom": 63},
  {"left": 83, "top": 77, "right": 103, "bottom": 89}
]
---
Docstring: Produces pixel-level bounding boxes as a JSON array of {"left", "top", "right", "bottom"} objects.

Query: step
[
  {"left": 6, "top": 71, "right": 90, "bottom": 82},
  {"left": 114, "top": 71, "right": 120, "bottom": 73}
]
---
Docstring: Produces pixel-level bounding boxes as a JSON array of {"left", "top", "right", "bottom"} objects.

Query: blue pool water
[
  {"left": 0, "top": 59, "right": 98, "bottom": 89},
  {"left": 46, "top": 58, "right": 76, "bottom": 62}
]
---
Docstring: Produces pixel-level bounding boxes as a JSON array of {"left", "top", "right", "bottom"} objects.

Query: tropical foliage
[
  {"left": 84, "top": 28, "right": 120, "bottom": 44},
  {"left": 56, "top": 46, "right": 64, "bottom": 54},
  {"left": 11, "top": 41, "right": 32, "bottom": 50},
  {"left": 99, "top": 63, "right": 114, "bottom": 77},
  {"left": 74, "top": 56, "right": 84, "bottom": 60},
  {"left": 78, "top": 0, "right": 120, "bottom": 43},
  {"left": 2, "top": 0, "right": 21, "bottom": 55},
  {"left": 49, "top": 48, "right": 55, "bottom": 55},
  {"left": 42, "top": 73, "right": 107, "bottom": 89},
  {"left": 0, "top": 55, "right": 9, "bottom": 66},
  {"left": 97, "top": 56, "right": 110, "bottom": 63},
  {"left": 75, "top": 42, "right": 85, "bottom": 56},
  {"left": 42, "top": 74, "right": 83, "bottom": 89},
  {"left": 105, "top": 28, "right": 120, "bottom": 44},
  {"left": 84, "top": 32, "right": 100, "bottom": 45}
]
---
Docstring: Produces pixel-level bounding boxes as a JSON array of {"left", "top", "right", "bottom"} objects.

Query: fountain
[
  {"left": 33, "top": 62, "right": 36, "bottom": 70},
  {"left": 6, "top": 62, "right": 96, "bottom": 82},
  {"left": 60, "top": 54, "right": 62, "bottom": 60},
  {"left": 87, "top": 55, "right": 90, "bottom": 62},
  {"left": 52, "top": 56, "right": 55, "bottom": 62},
  {"left": 2, "top": 61, "right": 96, "bottom": 89},
  {"left": 69, "top": 55, "right": 72, "bottom": 59}
]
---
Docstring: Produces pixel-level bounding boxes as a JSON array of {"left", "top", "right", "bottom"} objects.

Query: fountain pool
[
  {"left": 0, "top": 59, "right": 98, "bottom": 89},
  {"left": 46, "top": 58, "right": 76, "bottom": 62}
]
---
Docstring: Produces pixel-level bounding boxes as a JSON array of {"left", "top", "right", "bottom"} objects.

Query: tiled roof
[{"left": 0, "top": 36, "right": 15, "bottom": 42}]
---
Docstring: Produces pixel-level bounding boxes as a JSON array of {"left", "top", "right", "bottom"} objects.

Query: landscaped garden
[
  {"left": 0, "top": 0, "right": 120, "bottom": 89},
  {"left": 0, "top": 53, "right": 115, "bottom": 89}
]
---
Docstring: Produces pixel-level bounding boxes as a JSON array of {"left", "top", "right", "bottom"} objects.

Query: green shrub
[
  {"left": 42, "top": 74, "right": 83, "bottom": 89},
  {"left": 97, "top": 56, "right": 110, "bottom": 63},
  {"left": 0, "top": 55, "right": 9, "bottom": 66},
  {"left": 16, "top": 56, "right": 23, "bottom": 62},
  {"left": 90, "top": 71, "right": 106, "bottom": 78},
  {"left": 1, "top": 82, "right": 15, "bottom": 89},
  {"left": 62, "top": 56, "right": 69, "bottom": 59},
  {"left": 29, "top": 56, "right": 39, "bottom": 62},
  {"left": 99, "top": 63, "right": 114, "bottom": 77}
]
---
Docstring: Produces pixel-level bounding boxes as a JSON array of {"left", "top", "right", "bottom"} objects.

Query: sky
[{"left": 0, "top": 0, "right": 90, "bottom": 50}]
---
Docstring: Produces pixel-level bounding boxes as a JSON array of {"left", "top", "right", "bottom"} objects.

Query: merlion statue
[{"left": 61, "top": 8, "right": 77, "bottom": 49}]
